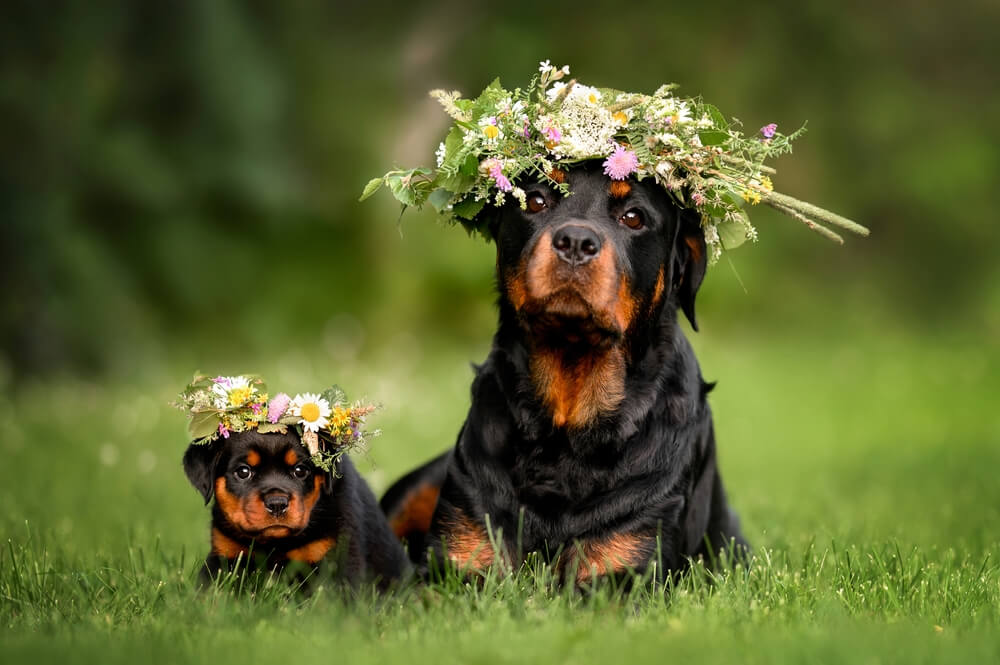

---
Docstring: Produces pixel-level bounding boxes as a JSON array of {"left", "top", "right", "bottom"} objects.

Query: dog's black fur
[
  {"left": 183, "top": 429, "right": 408, "bottom": 588},
  {"left": 381, "top": 163, "right": 747, "bottom": 582}
]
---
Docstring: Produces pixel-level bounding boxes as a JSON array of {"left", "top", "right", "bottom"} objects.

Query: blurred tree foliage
[{"left": 1, "top": 0, "right": 997, "bottom": 379}]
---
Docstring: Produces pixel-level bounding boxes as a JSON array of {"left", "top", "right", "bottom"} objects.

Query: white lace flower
[{"left": 552, "top": 96, "right": 616, "bottom": 159}]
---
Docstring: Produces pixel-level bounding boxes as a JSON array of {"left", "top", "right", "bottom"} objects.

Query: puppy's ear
[
  {"left": 673, "top": 209, "right": 708, "bottom": 331},
  {"left": 182, "top": 440, "right": 223, "bottom": 504},
  {"left": 322, "top": 470, "right": 335, "bottom": 495}
]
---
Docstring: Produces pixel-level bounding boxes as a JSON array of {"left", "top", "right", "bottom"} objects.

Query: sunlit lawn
[{"left": 2, "top": 307, "right": 998, "bottom": 664}]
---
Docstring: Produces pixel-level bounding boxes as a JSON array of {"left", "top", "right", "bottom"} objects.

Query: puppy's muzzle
[
  {"left": 552, "top": 224, "right": 601, "bottom": 266},
  {"left": 263, "top": 492, "right": 290, "bottom": 517}
]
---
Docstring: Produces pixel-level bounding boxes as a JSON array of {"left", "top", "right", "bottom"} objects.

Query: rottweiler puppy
[
  {"left": 183, "top": 429, "right": 408, "bottom": 587},
  {"left": 381, "top": 163, "right": 748, "bottom": 583}
]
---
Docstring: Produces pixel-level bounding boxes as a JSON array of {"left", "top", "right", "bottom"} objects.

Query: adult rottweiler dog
[
  {"left": 381, "top": 162, "right": 747, "bottom": 582},
  {"left": 184, "top": 429, "right": 408, "bottom": 587}
]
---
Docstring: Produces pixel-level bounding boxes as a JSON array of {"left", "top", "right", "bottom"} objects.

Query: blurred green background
[{"left": 1, "top": 0, "right": 999, "bottom": 571}]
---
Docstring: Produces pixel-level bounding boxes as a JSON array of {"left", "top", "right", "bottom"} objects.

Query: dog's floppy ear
[
  {"left": 322, "top": 469, "right": 335, "bottom": 495},
  {"left": 672, "top": 208, "right": 708, "bottom": 331},
  {"left": 182, "top": 440, "right": 224, "bottom": 504}
]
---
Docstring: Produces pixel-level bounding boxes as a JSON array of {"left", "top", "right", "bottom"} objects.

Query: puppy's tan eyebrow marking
[
  {"left": 609, "top": 180, "right": 631, "bottom": 199},
  {"left": 246, "top": 449, "right": 261, "bottom": 467},
  {"left": 284, "top": 449, "right": 298, "bottom": 466}
]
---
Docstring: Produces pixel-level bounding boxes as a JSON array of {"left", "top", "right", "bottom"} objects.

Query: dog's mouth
[
  {"left": 519, "top": 288, "right": 623, "bottom": 348},
  {"left": 247, "top": 524, "right": 298, "bottom": 540}
]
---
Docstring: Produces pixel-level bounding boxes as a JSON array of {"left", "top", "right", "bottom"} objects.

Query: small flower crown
[
  {"left": 173, "top": 374, "right": 380, "bottom": 472},
  {"left": 362, "top": 60, "right": 869, "bottom": 263}
]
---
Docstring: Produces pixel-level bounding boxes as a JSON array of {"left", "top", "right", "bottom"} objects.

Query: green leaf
[
  {"left": 453, "top": 196, "right": 486, "bottom": 220},
  {"left": 698, "top": 130, "right": 729, "bottom": 147},
  {"left": 437, "top": 172, "right": 474, "bottom": 195},
  {"left": 459, "top": 153, "right": 479, "bottom": 177},
  {"left": 386, "top": 168, "right": 433, "bottom": 208},
  {"left": 470, "top": 78, "right": 506, "bottom": 119},
  {"left": 358, "top": 177, "right": 384, "bottom": 202},
  {"left": 427, "top": 188, "right": 454, "bottom": 212},
  {"left": 703, "top": 103, "right": 727, "bottom": 128},
  {"left": 718, "top": 217, "right": 750, "bottom": 250},
  {"left": 188, "top": 411, "right": 220, "bottom": 440},
  {"left": 321, "top": 385, "right": 347, "bottom": 406},
  {"left": 256, "top": 423, "right": 287, "bottom": 435},
  {"left": 444, "top": 126, "right": 465, "bottom": 157}
]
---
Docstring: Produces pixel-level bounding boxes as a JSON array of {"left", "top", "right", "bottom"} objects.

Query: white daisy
[
  {"left": 545, "top": 81, "right": 567, "bottom": 101},
  {"left": 566, "top": 84, "right": 602, "bottom": 106},
  {"left": 290, "top": 393, "right": 332, "bottom": 432},
  {"left": 212, "top": 375, "right": 254, "bottom": 409}
]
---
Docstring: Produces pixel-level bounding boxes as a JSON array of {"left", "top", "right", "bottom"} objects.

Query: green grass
[{"left": 2, "top": 323, "right": 999, "bottom": 664}]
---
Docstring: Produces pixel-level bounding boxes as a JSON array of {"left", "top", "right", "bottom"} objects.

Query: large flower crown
[
  {"left": 173, "top": 374, "right": 379, "bottom": 471},
  {"left": 362, "top": 60, "right": 868, "bottom": 263}
]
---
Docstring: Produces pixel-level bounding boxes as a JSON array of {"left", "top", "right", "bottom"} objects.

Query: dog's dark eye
[
  {"left": 620, "top": 209, "right": 644, "bottom": 230},
  {"left": 292, "top": 464, "right": 310, "bottom": 480},
  {"left": 526, "top": 193, "right": 547, "bottom": 213},
  {"left": 234, "top": 464, "right": 253, "bottom": 480}
]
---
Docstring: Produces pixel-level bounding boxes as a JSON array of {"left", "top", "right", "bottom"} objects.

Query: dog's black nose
[
  {"left": 263, "top": 493, "right": 289, "bottom": 516},
  {"left": 552, "top": 225, "right": 602, "bottom": 265}
]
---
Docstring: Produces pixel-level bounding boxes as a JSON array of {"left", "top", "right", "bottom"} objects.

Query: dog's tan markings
[
  {"left": 505, "top": 270, "right": 529, "bottom": 311},
  {"left": 285, "top": 537, "right": 336, "bottom": 564},
  {"left": 548, "top": 168, "right": 566, "bottom": 184},
  {"left": 445, "top": 514, "right": 497, "bottom": 571},
  {"left": 389, "top": 483, "right": 441, "bottom": 539},
  {"left": 612, "top": 277, "right": 638, "bottom": 332},
  {"left": 211, "top": 528, "right": 247, "bottom": 559},
  {"left": 284, "top": 449, "right": 298, "bottom": 466},
  {"left": 305, "top": 474, "right": 323, "bottom": 511},
  {"left": 608, "top": 180, "right": 632, "bottom": 199},
  {"left": 566, "top": 534, "right": 646, "bottom": 583},
  {"left": 652, "top": 267, "right": 665, "bottom": 306},
  {"left": 586, "top": 246, "right": 621, "bottom": 315},
  {"left": 246, "top": 450, "right": 261, "bottom": 467},
  {"left": 285, "top": 474, "right": 324, "bottom": 531},
  {"left": 684, "top": 235, "right": 703, "bottom": 266},
  {"left": 531, "top": 348, "right": 625, "bottom": 429},
  {"left": 214, "top": 477, "right": 255, "bottom": 530}
]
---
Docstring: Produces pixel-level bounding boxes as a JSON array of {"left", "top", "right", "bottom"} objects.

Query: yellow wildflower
[
  {"left": 329, "top": 407, "right": 351, "bottom": 432},
  {"left": 483, "top": 125, "right": 500, "bottom": 140},
  {"left": 229, "top": 386, "right": 253, "bottom": 407},
  {"left": 741, "top": 188, "right": 761, "bottom": 205}
]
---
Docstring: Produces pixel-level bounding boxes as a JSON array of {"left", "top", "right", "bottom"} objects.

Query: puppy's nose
[
  {"left": 552, "top": 225, "right": 602, "bottom": 265},
  {"left": 263, "top": 493, "right": 290, "bottom": 516}
]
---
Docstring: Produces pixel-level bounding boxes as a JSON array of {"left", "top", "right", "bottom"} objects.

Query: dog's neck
[
  {"left": 486, "top": 303, "right": 702, "bottom": 444},
  {"left": 527, "top": 342, "right": 625, "bottom": 429}
]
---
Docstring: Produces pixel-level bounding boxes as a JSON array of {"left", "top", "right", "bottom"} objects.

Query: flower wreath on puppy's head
[
  {"left": 362, "top": 60, "right": 868, "bottom": 263},
  {"left": 173, "top": 374, "right": 379, "bottom": 473}
]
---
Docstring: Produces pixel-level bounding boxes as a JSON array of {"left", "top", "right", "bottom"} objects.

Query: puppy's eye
[
  {"left": 620, "top": 209, "right": 644, "bottom": 230},
  {"left": 526, "top": 193, "right": 547, "bottom": 213},
  {"left": 234, "top": 464, "right": 253, "bottom": 480},
  {"left": 292, "top": 464, "right": 310, "bottom": 480}
]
